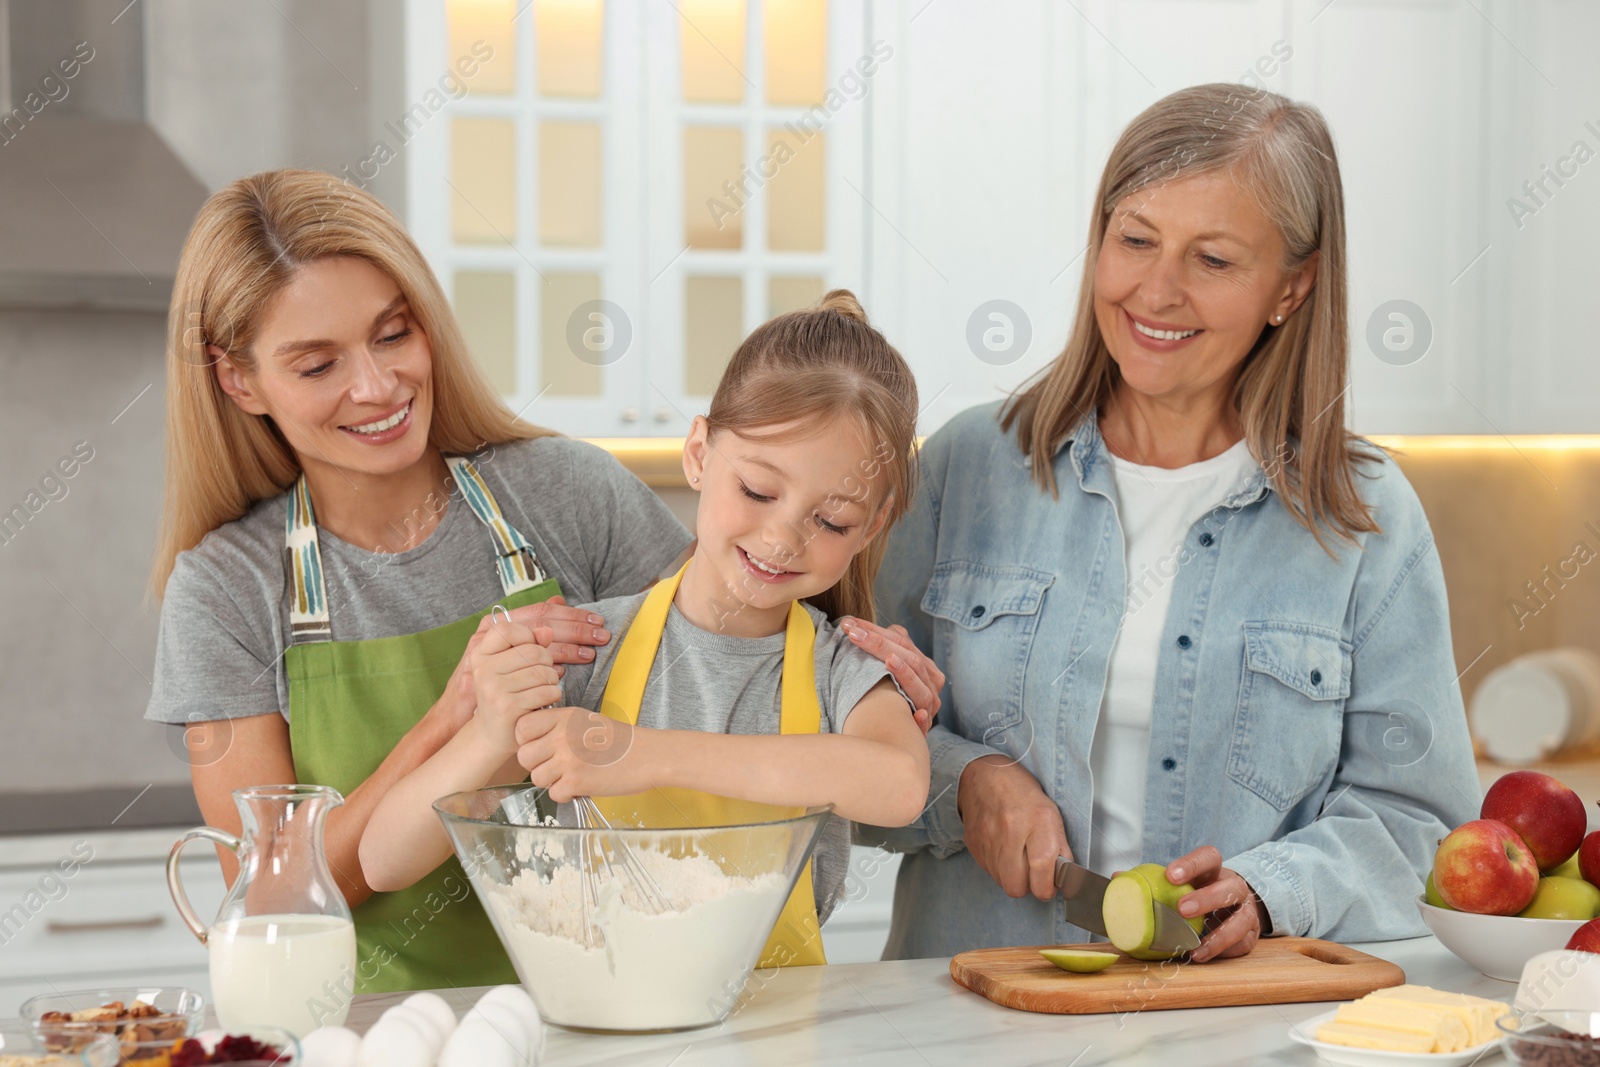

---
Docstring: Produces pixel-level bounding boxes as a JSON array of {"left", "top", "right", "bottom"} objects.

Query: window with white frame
[{"left": 403, "top": 0, "right": 867, "bottom": 438}]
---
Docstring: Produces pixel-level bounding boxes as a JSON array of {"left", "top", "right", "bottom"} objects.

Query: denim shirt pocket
[
  {"left": 922, "top": 560, "right": 1054, "bottom": 747},
  {"left": 1227, "top": 620, "right": 1352, "bottom": 811}
]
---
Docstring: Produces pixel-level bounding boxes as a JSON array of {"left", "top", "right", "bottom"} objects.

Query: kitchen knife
[{"left": 1055, "top": 857, "right": 1203, "bottom": 956}]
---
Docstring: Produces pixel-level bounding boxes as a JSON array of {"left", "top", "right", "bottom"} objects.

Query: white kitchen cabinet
[
  {"left": 402, "top": 1, "right": 1584, "bottom": 438},
  {"left": 0, "top": 830, "right": 221, "bottom": 1017},
  {"left": 1492, "top": 1, "right": 1600, "bottom": 433},
  {"left": 820, "top": 845, "right": 901, "bottom": 965},
  {"left": 863, "top": 0, "right": 1529, "bottom": 438},
  {"left": 405, "top": 0, "right": 869, "bottom": 438}
]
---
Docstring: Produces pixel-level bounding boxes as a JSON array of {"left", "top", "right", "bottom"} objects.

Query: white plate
[{"left": 1287, "top": 1009, "right": 1502, "bottom": 1066}]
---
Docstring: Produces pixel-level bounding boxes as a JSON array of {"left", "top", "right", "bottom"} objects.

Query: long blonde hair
[
  {"left": 152, "top": 168, "right": 554, "bottom": 595},
  {"left": 705, "top": 289, "right": 918, "bottom": 622},
  {"left": 1001, "top": 82, "right": 1379, "bottom": 546}
]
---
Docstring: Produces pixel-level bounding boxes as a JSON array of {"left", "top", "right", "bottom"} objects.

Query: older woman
[{"left": 865, "top": 84, "right": 1480, "bottom": 962}]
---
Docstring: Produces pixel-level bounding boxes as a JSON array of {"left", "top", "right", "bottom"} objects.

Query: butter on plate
[{"left": 1315, "top": 984, "right": 1509, "bottom": 1053}]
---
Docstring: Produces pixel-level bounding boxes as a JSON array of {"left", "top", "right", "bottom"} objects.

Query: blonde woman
[
  {"left": 145, "top": 170, "right": 939, "bottom": 993},
  {"left": 865, "top": 84, "right": 1479, "bottom": 961}
]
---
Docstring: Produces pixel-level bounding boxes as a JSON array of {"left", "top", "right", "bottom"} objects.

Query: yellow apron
[{"left": 595, "top": 562, "right": 827, "bottom": 967}]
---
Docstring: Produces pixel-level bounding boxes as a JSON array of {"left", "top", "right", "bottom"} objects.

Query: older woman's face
[{"left": 1093, "top": 167, "right": 1309, "bottom": 406}]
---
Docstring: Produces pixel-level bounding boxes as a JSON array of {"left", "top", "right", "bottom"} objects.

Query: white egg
[
  {"left": 300, "top": 1026, "right": 361, "bottom": 1067},
  {"left": 379, "top": 1005, "right": 445, "bottom": 1055},
  {"left": 357, "top": 1012, "right": 435, "bottom": 1067},
  {"left": 439, "top": 1017, "right": 519, "bottom": 1067},
  {"left": 478, "top": 986, "right": 542, "bottom": 1054},
  {"left": 464, "top": 1001, "right": 531, "bottom": 1062},
  {"left": 402, "top": 992, "right": 458, "bottom": 1039}
]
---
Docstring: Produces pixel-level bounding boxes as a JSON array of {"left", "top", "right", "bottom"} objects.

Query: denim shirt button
[
  {"left": 1161, "top": 757, "right": 1177, "bottom": 771},
  {"left": 970, "top": 605, "right": 986, "bottom": 619},
  {"left": 1310, "top": 669, "right": 1323, "bottom": 686},
  {"left": 1176, "top": 634, "right": 1192, "bottom": 649},
  {"left": 1198, "top": 532, "right": 1214, "bottom": 547}
]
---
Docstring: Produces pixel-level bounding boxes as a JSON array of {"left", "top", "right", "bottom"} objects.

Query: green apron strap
[
  {"left": 445, "top": 455, "right": 550, "bottom": 593},
  {"left": 286, "top": 455, "right": 548, "bottom": 645}
]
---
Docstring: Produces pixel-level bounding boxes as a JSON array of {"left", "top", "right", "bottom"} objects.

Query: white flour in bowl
[{"left": 481, "top": 843, "right": 792, "bottom": 1031}]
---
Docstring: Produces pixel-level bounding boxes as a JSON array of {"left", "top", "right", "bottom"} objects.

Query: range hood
[{"left": 0, "top": 0, "right": 207, "bottom": 312}]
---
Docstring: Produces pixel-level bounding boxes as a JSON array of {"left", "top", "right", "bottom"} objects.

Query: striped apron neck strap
[
  {"left": 285, "top": 475, "right": 332, "bottom": 643},
  {"left": 446, "top": 455, "right": 549, "bottom": 595}
]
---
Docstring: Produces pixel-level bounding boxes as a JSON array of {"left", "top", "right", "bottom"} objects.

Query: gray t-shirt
[
  {"left": 146, "top": 436, "right": 693, "bottom": 725},
  {"left": 557, "top": 591, "right": 895, "bottom": 924}
]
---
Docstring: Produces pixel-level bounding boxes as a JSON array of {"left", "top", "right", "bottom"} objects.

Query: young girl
[{"left": 361, "top": 290, "right": 931, "bottom": 966}]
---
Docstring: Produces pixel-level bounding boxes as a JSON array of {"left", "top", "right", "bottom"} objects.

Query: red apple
[
  {"left": 1481, "top": 770, "right": 1587, "bottom": 872},
  {"left": 1580, "top": 828, "right": 1600, "bottom": 887},
  {"left": 1432, "top": 819, "right": 1540, "bottom": 915},
  {"left": 1568, "top": 917, "right": 1600, "bottom": 954}
]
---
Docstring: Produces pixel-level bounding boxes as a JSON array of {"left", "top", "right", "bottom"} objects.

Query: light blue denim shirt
[{"left": 860, "top": 401, "right": 1480, "bottom": 959}]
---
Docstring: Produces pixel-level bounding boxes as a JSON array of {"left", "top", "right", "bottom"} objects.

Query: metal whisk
[{"left": 571, "top": 796, "right": 674, "bottom": 946}]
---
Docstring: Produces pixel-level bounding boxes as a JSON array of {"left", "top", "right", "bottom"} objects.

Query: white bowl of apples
[{"left": 1422, "top": 770, "right": 1600, "bottom": 982}]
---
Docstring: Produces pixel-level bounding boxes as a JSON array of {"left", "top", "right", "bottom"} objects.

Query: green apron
[{"left": 284, "top": 455, "right": 561, "bottom": 993}]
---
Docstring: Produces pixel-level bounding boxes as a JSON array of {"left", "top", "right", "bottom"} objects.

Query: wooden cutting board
[{"left": 950, "top": 937, "right": 1404, "bottom": 1014}]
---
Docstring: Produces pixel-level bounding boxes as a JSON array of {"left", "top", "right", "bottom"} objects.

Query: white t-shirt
[{"left": 1089, "top": 438, "right": 1258, "bottom": 875}]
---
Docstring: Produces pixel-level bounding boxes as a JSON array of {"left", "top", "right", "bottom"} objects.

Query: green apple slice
[{"left": 1040, "top": 948, "right": 1119, "bottom": 973}]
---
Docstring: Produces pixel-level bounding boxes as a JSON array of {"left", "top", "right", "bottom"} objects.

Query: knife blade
[
  {"left": 1054, "top": 857, "right": 1203, "bottom": 955},
  {"left": 1054, "top": 857, "right": 1109, "bottom": 937},
  {"left": 1150, "top": 897, "right": 1203, "bottom": 955}
]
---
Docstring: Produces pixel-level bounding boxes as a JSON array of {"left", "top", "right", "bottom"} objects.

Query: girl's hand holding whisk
[
  {"left": 470, "top": 608, "right": 563, "bottom": 756},
  {"left": 512, "top": 706, "right": 646, "bottom": 803}
]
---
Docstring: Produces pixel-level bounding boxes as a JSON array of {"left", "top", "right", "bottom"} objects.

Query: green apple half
[
  {"left": 1039, "top": 948, "right": 1120, "bottom": 973},
  {"left": 1101, "top": 862, "right": 1206, "bottom": 961},
  {"left": 1519, "top": 875, "right": 1600, "bottom": 920}
]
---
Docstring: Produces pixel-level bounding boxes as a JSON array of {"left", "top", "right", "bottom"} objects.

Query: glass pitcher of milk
[{"left": 167, "top": 784, "right": 356, "bottom": 1038}]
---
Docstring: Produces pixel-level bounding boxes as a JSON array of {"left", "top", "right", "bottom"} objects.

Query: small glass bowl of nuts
[
  {"left": 21, "top": 987, "right": 205, "bottom": 1060},
  {"left": 0, "top": 1018, "right": 119, "bottom": 1066}
]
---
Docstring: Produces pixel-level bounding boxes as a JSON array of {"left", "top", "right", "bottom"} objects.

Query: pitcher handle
[{"left": 167, "top": 826, "right": 239, "bottom": 945}]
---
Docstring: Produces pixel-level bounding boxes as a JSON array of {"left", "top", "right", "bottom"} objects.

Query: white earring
[{"left": 1273, "top": 314, "right": 1283, "bottom": 324}]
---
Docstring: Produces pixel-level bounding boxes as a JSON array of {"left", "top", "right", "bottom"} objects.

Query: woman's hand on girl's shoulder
[
  {"left": 838, "top": 618, "right": 942, "bottom": 735},
  {"left": 512, "top": 706, "right": 645, "bottom": 801},
  {"left": 498, "top": 595, "right": 612, "bottom": 669}
]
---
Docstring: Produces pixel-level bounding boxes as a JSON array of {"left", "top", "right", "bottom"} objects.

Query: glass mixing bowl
[{"left": 434, "top": 785, "right": 832, "bottom": 1033}]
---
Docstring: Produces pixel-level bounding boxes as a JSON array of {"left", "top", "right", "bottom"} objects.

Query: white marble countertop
[{"left": 345, "top": 935, "right": 1514, "bottom": 1066}]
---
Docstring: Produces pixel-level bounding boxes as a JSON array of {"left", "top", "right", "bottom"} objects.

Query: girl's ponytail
[{"left": 815, "top": 289, "right": 870, "bottom": 325}]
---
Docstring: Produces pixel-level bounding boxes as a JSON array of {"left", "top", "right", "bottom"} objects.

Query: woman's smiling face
[
  {"left": 214, "top": 256, "right": 435, "bottom": 481},
  {"left": 1093, "top": 166, "right": 1313, "bottom": 405}
]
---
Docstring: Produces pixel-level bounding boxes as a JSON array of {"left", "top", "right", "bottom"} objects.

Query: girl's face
[
  {"left": 1093, "top": 166, "right": 1316, "bottom": 406},
  {"left": 683, "top": 415, "right": 891, "bottom": 628},
  {"left": 213, "top": 256, "right": 436, "bottom": 483}
]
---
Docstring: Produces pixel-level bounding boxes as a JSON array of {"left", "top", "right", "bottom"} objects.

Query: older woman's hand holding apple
[{"left": 1165, "top": 846, "right": 1269, "bottom": 962}]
